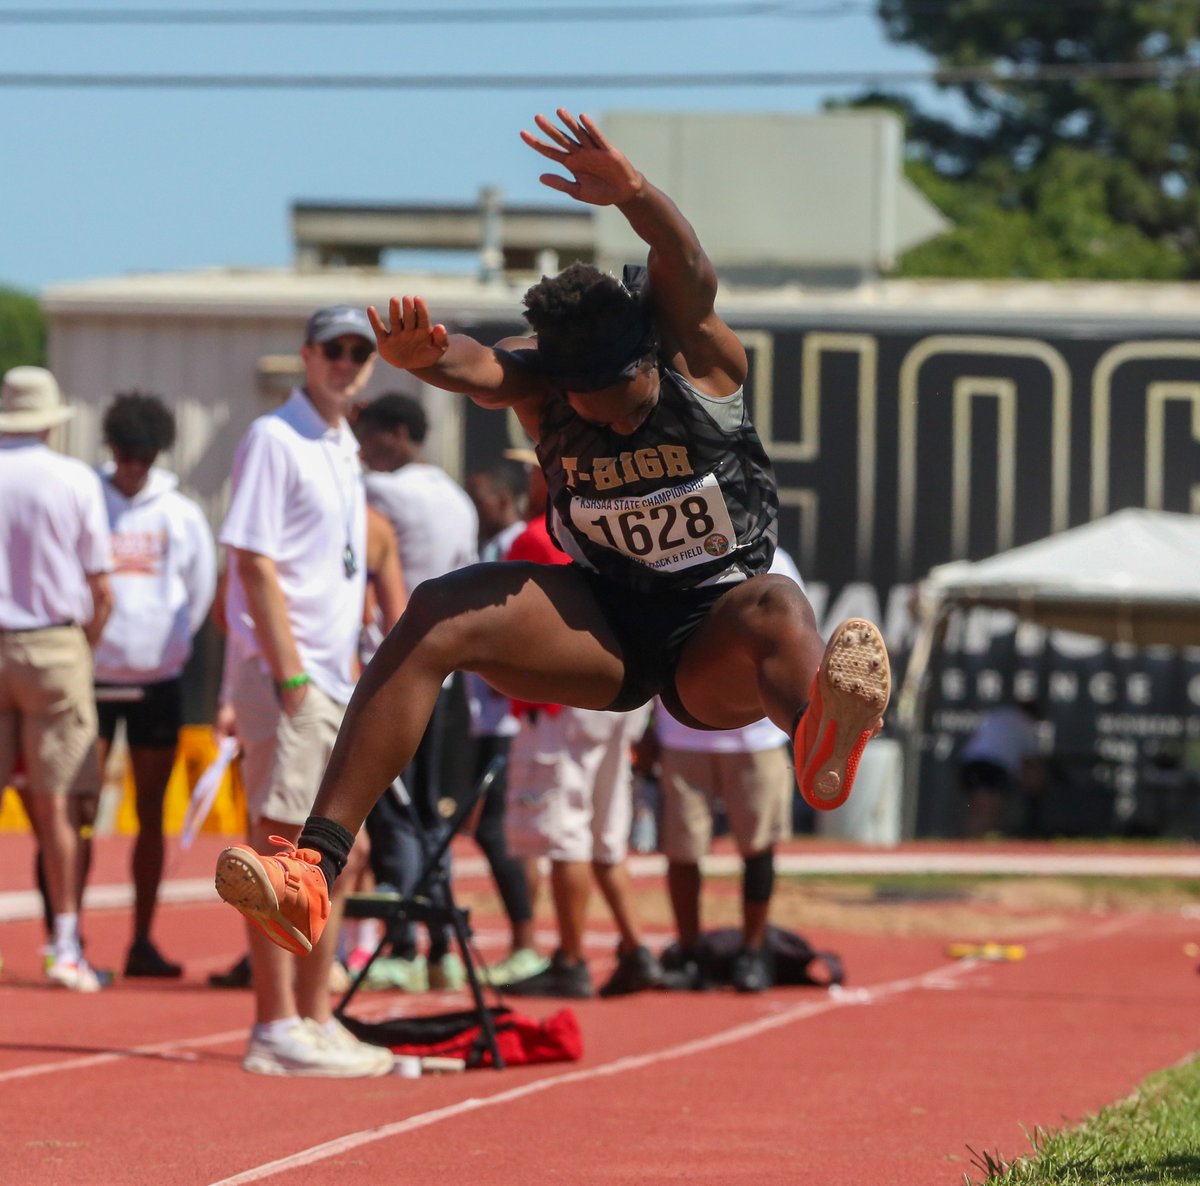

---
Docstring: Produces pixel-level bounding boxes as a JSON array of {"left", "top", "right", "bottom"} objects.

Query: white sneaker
[
  {"left": 242, "top": 1017, "right": 392, "bottom": 1077},
  {"left": 312, "top": 1017, "right": 395, "bottom": 1075},
  {"left": 46, "top": 957, "right": 103, "bottom": 993}
]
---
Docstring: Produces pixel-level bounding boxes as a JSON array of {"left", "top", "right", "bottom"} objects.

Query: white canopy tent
[{"left": 896, "top": 509, "right": 1200, "bottom": 836}]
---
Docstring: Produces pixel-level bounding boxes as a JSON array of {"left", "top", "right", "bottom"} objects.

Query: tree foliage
[
  {"left": 865, "top": 0, "right": 1200, "bottom": 278},
  {"left": 0, "top": 287, "right": 46, "bottom": 374}
]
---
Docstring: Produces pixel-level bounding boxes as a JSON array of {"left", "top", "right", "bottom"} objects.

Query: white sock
[
  {"left": 252, "top": 1016, "right": 302, "bottom": 1041},
  {"left": 53, "top": 914, "right": 81, "bottom": 962}
]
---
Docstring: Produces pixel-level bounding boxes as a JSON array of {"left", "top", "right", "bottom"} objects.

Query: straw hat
[{"left": 0, "top": 366, "right": 74, "bottom": 433}]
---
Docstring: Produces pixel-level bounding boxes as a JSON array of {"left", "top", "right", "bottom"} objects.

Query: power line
[
  {"left": 0, "top": 3, "right": 811, "bottom": 26},
  {"left": 0, "top": 61, "right": 1196, "bottom": 89},
  {"left": 2, "top": 0, "right": 1199, "bottom": 22}
]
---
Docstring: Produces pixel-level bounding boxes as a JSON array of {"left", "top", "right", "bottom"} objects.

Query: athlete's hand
[
  {"left": 367, "top": 296, "right": 450, "bottom": 371},
  {"left": 521, "top": 109, "right": 643, "bottom": 208},
  {"left": 214, "top": 701, "right": 240, "bottom": 747}
]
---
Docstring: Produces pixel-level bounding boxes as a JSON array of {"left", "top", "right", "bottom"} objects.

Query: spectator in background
[
  {"left": 359, "top": 503, "right": 407, "bottom": 670},
  {"left": 337, "top": 503, "right": 407, "bottom": 975},
  {"left": 214, "top": 305, "right": 392, "bottom": 1076},
  {"left": 209, "top": 505, "right": 407, "bottom": 991},
  {"left": 465, "top": 454, "right": 530, "bottom": 561},
  {"left": 352, "top": 392, "right": 478, "bottom": 991},
  {"left": 92, "top": 392, "right": 217, "bottom": 979},
  {"left": 0, "top": 366, "right": 113, "bottom": 992},
  {"left": 653, "top": 548, "right": 803, "bottom": 994},
  {"left": 958, "top": 699, "right": 1045, "bottom": 839},
  {"left": 501, "top": 465, "right": 661, "bottom": 1000},
  {"left": 464, "top": 450, "right": 548, "bottom": 986}
]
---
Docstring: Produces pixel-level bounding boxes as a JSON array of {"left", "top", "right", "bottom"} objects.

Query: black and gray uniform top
[{"left": 535, "top": 363, "right": 779, "bottom": 595}]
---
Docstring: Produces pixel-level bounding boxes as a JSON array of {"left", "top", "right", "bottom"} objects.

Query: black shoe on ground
[
  {"left": 124, "top": 939, "right": 183, "bottom": 979},
  {"left": 207, "top": 953, "right": 252, "bottom": 989},
  {"left": 599, "top": 944, "right": 663, "bottom": 998},
  {"left": 659, "top": 945, "right": 709, "bottom": 992},
  {"left": 731, "top": 946, "right": 774, "bottom": 993},
  {"left": 504, "top": 950, "right": 594, "bottom": 999}
]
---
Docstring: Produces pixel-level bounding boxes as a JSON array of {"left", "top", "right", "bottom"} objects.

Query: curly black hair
[
  {"left": 102, "top": 391, "right": 176, "bottom": 456},
  {"left": 523, "top": 263, "right": 636, "bottom": 351}
]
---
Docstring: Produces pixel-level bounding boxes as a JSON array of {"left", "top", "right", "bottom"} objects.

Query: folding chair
[{"left": 334, "top": 753, "right": 506, "bottom": 1069}]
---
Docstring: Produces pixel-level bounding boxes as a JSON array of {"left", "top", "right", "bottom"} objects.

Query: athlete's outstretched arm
[
  {"left": 367, "top": 295, "right": 545, "bottom": 414},
  {"left": 521, "top": 107, "right": 746, "bottom": 394}
]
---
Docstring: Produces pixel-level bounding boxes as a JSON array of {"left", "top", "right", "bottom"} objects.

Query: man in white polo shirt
[
  {"left": 215, "top": 306, "right": 392, "bottom": 1077},
  {"left": 0, "top": 366, "right": 113, "bottom": 993},
  {"left": 349, "top": 392, "right": 479, "bottom": 989}
]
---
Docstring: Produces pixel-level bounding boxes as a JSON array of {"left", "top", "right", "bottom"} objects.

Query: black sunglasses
[{"left": 320, "top": 340, "right": 375, "bottom": 365}]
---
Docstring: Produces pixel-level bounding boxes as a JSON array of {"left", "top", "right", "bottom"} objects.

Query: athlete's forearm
[
  {"left": 405, "top": 333, "right": 502, "bottom": 392},
  {"left": 616, "top": 177, "right": 716, "bottom": 297},
  {"left": 233, "top": 550, "right": 304, "bottom": 685},
  {"left": 83, "top": 572, "right": 113, "bottom": 646},
  {"left": 407, "top": 335, "right": 545, "bottom": 412}
]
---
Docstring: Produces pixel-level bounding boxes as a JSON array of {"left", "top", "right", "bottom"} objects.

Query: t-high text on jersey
[{"left": 560, "top": 443, "right": 693, "bottom": 491}]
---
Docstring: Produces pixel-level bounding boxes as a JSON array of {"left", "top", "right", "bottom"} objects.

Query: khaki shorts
[
  {"left": 230, "top": 657, "right": 346, "bottom": 828},
  {"left": 0, "top": 625, "right": 100, "bottom": 796},
  {"left": 659, "top": 745, "right": 792, "bottom": 863},
  {"left": 506, "top": 705, "right": 649, "bottom": 865}
]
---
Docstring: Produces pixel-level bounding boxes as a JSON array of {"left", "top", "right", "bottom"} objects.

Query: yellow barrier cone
[{"left": 946, "top": 942, "right": 1026, "bottom": 961}]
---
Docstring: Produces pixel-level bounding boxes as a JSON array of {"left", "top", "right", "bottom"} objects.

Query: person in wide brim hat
[{"left": 0, "top": 366, "right": 75, "bottom": 433}]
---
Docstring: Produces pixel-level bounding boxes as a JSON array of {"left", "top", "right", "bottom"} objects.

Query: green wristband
[{"left": 276, "top": 673, "right": 312, "bottom": 692}]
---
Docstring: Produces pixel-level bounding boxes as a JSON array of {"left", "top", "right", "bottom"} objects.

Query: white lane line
[
  {"left": 205, "top": 910, "right": 1147, "bottom": 1186},
  {"left": 4, "top": 848, "right": 1198, "bottom": 922},
  {"left": 205, "top": 961, "right": 990, "bottom": 1186},
  {"left": 0, "top": 1029, "right": 246, "bottom": 1083},
  {"left": 0, "top": 878, "right": 218, "bottom": 922}
]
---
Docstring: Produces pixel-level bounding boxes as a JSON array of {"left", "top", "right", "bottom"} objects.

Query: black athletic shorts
[
  {"left": 95, "top": 677, "right": 183, "bottom": 749},
  {"left": 576, "top": 567, "right": 739, "bottom": 727}
]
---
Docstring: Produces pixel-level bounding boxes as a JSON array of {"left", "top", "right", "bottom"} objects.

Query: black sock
[
  {"left": 298, "top": 816, "right": 355, "bottom": 891},
  {"left": 790, "top": 702, "right": 810, "bottom": 740}
]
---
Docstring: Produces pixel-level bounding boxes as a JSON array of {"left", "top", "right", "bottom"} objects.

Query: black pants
[
  {"left": 469, "top": 735, "right": 532, "bottom": 929},
  {"left": 365, "top": 681, "right": 461, "bottom": 961}
]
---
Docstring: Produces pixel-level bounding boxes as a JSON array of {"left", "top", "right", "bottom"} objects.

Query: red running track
[{"left": 2, "top": 835, "right": 1199, "bottom": 1186}]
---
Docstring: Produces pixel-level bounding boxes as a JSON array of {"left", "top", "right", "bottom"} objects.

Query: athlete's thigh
[
  {"left": 671, "top": 574, "right": 814, "bottom": 729},
  {"left": 429, "top": 561, "right": 627, "bottom": 711}
]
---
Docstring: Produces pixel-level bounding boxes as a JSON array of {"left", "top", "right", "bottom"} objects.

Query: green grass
[{"left": 966, "top": 1057, "right": 1200, "bottom": 1184}]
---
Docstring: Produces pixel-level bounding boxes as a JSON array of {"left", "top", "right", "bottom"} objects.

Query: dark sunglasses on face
[{"left": 320, "top": 340, "right": 375, "bottom": 365}]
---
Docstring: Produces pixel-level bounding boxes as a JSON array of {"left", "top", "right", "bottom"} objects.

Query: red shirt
[{"left": 506, "top": 515, "right": 569, "bottom": 568}]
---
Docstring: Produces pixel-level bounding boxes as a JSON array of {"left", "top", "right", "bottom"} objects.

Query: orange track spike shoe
[
  {"left": 214, "top": 837, "right": 330, "bottom": 955},
  {"left": 795, "top": 618, "right": 891, "bottom": 812}
]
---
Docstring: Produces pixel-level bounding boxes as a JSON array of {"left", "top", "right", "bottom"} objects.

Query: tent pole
[{"left": 897, "top": 594, "right": 950, "bottom": 840}]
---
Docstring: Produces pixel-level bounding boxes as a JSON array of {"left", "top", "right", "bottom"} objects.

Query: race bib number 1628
[{"left": 569, "top": 473, "right": 738, "bottom": 574}]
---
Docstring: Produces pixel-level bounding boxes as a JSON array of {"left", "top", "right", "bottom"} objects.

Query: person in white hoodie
[{"left": 93, "top": 392, "right": 216, "bottom": 978}]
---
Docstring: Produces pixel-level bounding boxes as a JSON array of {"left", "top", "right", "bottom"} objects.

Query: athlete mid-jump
[{"left": 215, "top": 108, "right": 891, "bottom": 958}]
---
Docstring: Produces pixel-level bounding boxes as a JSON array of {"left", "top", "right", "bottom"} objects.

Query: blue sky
[{"left": 0, "top": 1, "right": 936, "bottom": 294}]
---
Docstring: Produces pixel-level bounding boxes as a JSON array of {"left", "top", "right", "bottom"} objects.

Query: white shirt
[
  {"left": 93, "top": 466, "right": 217, "bottom": 683},
  {"left": 220, "top": 388, "right": 366, "bottom": 705},
  {"left": 654, "top": 547, "right": 805, "bottom": 754},
  {"left": 960, "top": 706, "right": 1040, "bottom": 777},
  {"left": 0, "top": 436, "right": 112, "bottom": 630},
  {"left": 364, "top": 462, "right": 478, "bottom": 591}
]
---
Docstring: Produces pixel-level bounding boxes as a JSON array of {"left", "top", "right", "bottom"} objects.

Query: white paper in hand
[{"left": 179, "top": 735, "right": 240, "bottom": 851}]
